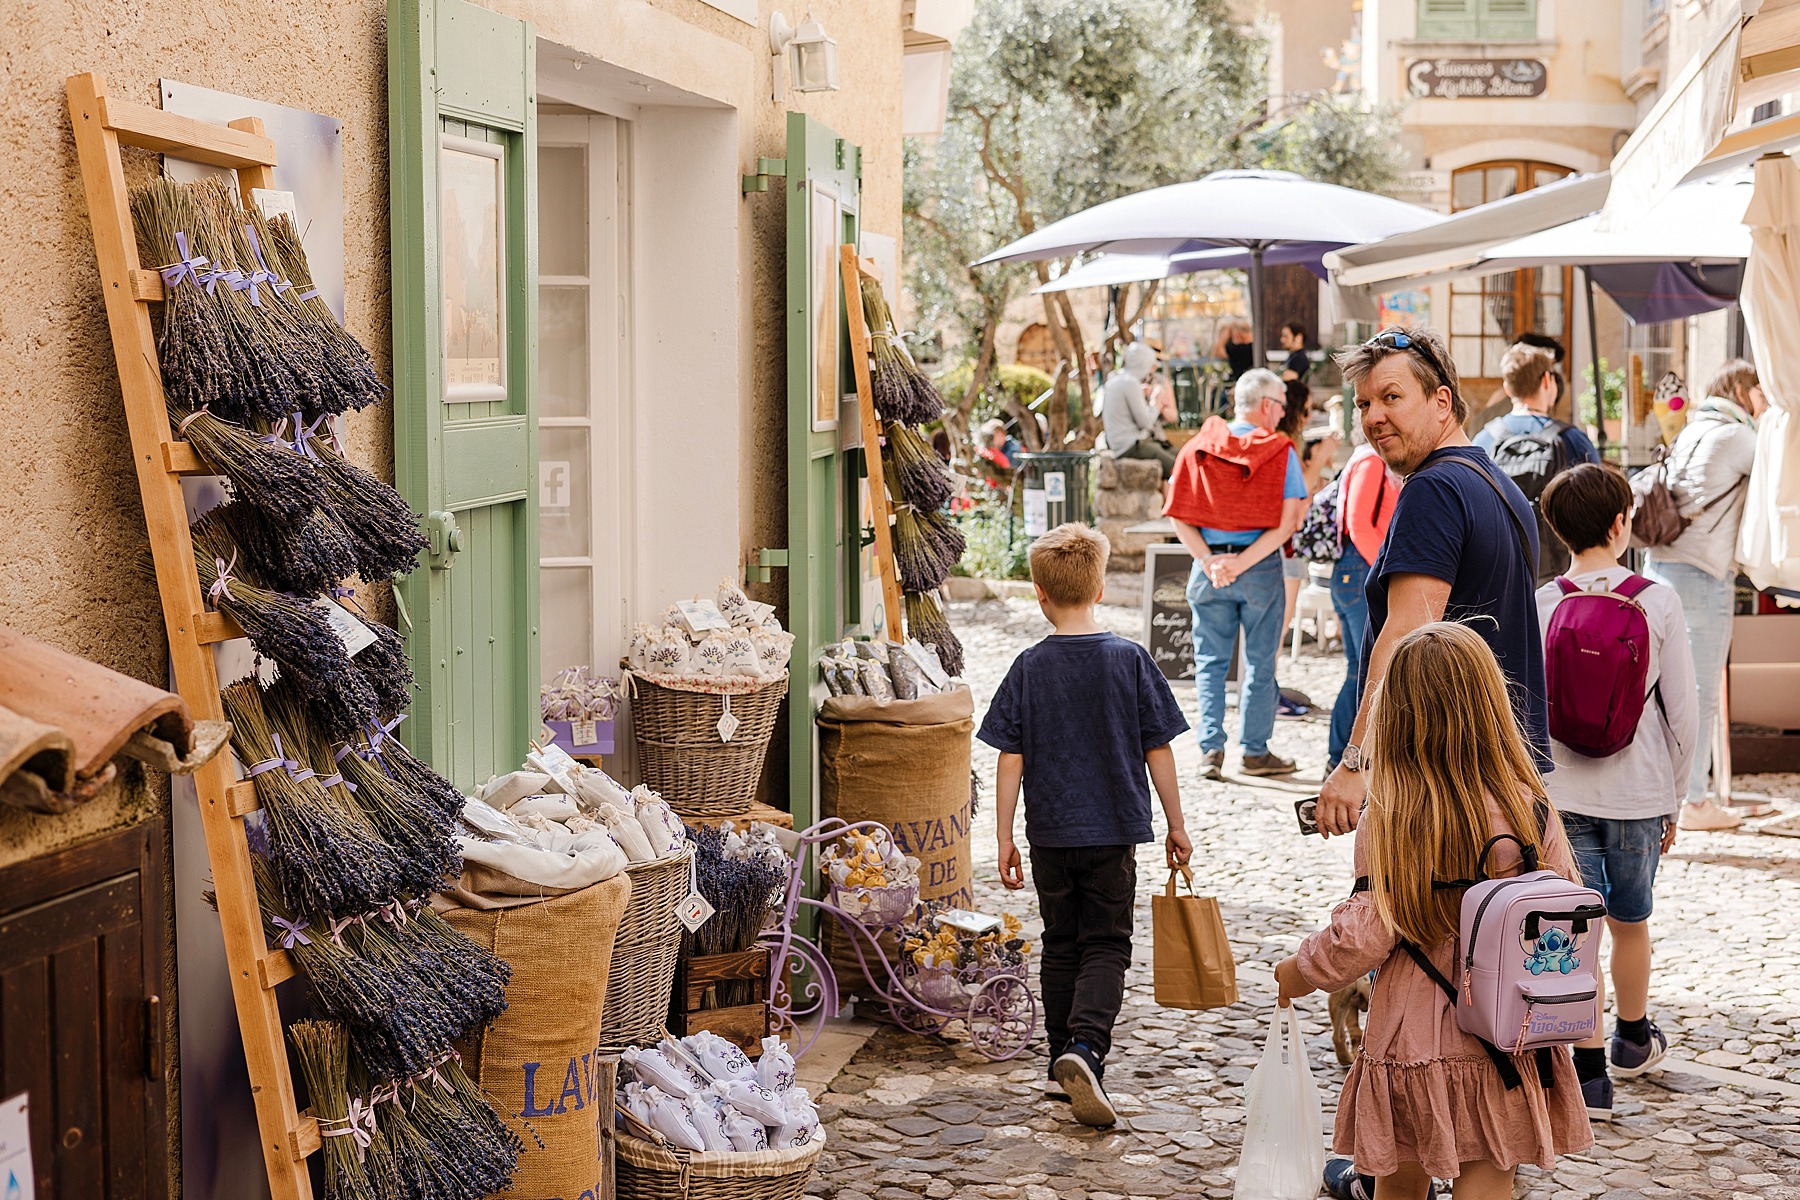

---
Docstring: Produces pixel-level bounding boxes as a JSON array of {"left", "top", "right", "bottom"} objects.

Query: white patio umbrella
[
  {"left": 1736, "top": 152, "right": 1800, "bottom": 592},
  {"left": 977, "top": 169, "right": 1441, "bottom": 359}
]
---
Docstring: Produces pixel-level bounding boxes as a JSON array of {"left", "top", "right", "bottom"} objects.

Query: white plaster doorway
[{"left": 536, "top": 112, "right": 635, "bottom": 684}]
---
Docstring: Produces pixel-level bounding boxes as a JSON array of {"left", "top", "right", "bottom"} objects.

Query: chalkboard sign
[
  {"left": 1144, "top": 544, "right": 1196, "bottom": 683},
  {"left": 1142, "top": 543, "right": 1241, "bottom": 685}
]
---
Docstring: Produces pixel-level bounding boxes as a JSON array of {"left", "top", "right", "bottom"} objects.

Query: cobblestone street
[{"left": 808, "top": 597, "right": 1800, "bottom": 1200}]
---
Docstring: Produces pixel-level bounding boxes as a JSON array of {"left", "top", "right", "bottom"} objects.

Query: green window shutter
[
  {"left": 389, "top": 0, "right": 540, "bottom": 790},
  {"left": 784, "top": 113, "right": 862, "bottom": 829},
  {"left": 1417, "top": 0, "right": 1480, "bottom": 39},
  {"left": 1478, "top": 0, "right": 1537, "bottom": 39}
]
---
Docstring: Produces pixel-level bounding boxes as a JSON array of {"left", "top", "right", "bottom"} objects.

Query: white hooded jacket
[{"left": 1102, "top": 341, "right": 1162, "bottom": 452}]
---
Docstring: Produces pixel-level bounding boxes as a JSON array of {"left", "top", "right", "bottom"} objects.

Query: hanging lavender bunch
[
  {"left": 352, "top": 620, "right": 416, "bottom": 725},
  {"left": 882, "top": 421, "right": 954, "bottom": 512},
  {"left": 304, "top": 435, "right": 430, "bottom": 582},
  {"left": 861, "top": 277, "right": 944, "bottom": 426},
  {"left": 132, "top": 180, "right": 237, "bottom": 419},
  {"left": 289, "top": 1021, "right": 379, "bottom": 1200},
  {"left": 261, "top": 209, "right": 388, "bottom": 415},
  {"left": 171, "top": 405, "right": 330, "bottom": 525},
  {"left": 891, "top": 505, "right": 967, "bottom": 593},
  {"left": 904, "top": 590, "right": 964, "bottom": 676},
  {"left": 203, "top": 501, "right": 358, "bottom": 599}
]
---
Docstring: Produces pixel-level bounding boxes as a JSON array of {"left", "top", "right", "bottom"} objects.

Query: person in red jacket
[{"left": 1164, "top": 369, "right": 1309, "bottom": 779}]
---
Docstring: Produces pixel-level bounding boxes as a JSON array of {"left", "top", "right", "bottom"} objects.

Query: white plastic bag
[{"left": 1232, "top": 1007, "right": 1326, "bottom": 1200}]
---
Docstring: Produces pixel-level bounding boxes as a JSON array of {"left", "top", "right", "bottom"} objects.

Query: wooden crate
[
  {"left": 680, "top": 800, "right": 794, "bottom": 831},
  {"left": 670, "top": 947, "right": 771, "bottom": 1057}
]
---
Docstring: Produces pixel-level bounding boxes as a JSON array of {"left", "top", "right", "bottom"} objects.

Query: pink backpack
[
  {"left": 1544, "top": 574, "right": 1654, "bottom": 757},
  {"left": 1396, "top": 832, "right": 1606, "bottom": 1090}
]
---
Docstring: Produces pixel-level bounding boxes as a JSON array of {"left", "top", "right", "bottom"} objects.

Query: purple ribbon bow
[
  {"left": 158, "top": 231, "right": 210, "bottom": 291},
  {"left": 209, "top": 551, "right": 237, "bottom": 604},
  {"left": 245, "top": 733, "right": 298, "bottom": 779},
  {"left": 271, "top": 915, "right": 311, "bottom": 950}
]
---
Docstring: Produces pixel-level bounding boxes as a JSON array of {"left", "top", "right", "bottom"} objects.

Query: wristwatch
[{"left": 1341, "top": 744, "right": 1367, "bottom": 773}]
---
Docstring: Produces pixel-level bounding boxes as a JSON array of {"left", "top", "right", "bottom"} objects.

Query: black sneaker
[
  {"left": 1323, "top": 1158, "right": 1374, "bottom": 1200},
  {"left": 1051, "top": 1043, "right": 1116, "bottom": 1127},
  {"left": 1581, "top": 1071, "right": 1614, "bottom": 1122},
  {"left": 1201, "top": 749, "right": 1225, "bottom": 780},
  {"left": 1610, "top": 1020, "right": 1669, "bottom": 1079},
  {"left": 1277, "top": 696, "right": 1310, "bottom": 720}
]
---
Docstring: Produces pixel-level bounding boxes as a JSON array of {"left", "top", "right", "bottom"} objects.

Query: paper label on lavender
[
  {"left": 676, "top": 891, "right": 715, "bottom": 933},
  {"left": 716, "top": 709, "right": 741, "bottom": 743},
  {"left": 676, "top": 599, "right": 731, "bottom": 636},
  {"left": 935, "top": 908, "right": 1003, "bottom": 936},
  {"left": 313, "top": 598, "right": 378, "bottom": 656},
  {"left": 251, "top": 188, "right": 299, "bottom": 224},
  {"left": 572, "top": 719, "right": 599, "bottom": 746},
  {"left": 904, "top": 640, "right": 952, "bottom": 688},
  {"left": 527, "top": 742, "right": 583, "bottom": 794}
]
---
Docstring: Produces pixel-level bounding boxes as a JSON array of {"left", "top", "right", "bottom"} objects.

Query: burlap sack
[
  {"left": 818, "top": 686, "right": 974, "bottom": 1000},
  {"left": 443, "top": 873, "right": 631, "bottom": 1200}
]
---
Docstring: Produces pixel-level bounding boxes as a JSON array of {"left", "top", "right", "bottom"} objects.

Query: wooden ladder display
[
  {"left": 839, "top": 245, "right": 907, "bottom": 640},
  {"left": 66, "top": 71, "right": 319, "bottom": 1200}
]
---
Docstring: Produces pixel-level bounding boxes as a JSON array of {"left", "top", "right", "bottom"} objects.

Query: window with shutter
[{"left": 1417, "top": 0, "right": 1537, "bottom": 39}]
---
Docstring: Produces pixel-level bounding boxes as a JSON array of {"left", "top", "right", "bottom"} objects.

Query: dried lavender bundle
[
  {"left": 304, "top": 435, "right": 429, "bottom": 582},
  {"left": 289, "top": 1021, "right": 380, "bottom": 1200},
  {"left": 891, "top": 505, "right": 968, "bottom": 593},
  {"left": 223, "top": 681, "right": 400, "bottom": 921},
  {"left": 263, "top": 684, "right": 453, "bottom": 900},
  {"left": 882, "top": 421, "right": 954, "bottom": 512},
  {"left": 132, "top": 179, "right": 238, "bottom": 418},
  {"left": 861, "top": 277, "right": 945, "bottom": 426},
  {"left": 251, "top": 861, "right": 409, "bottom": 1038},
  {"left": 261, "top": 210, "right": 387, "bottom": 414},
  {"left": 353, "top": 620, "right": 415, "bottom": 724},
  {"left": 365, "top": 734, "right": 469, "bottom": 826},
  {"left": 904, "top": 590, "right": 964, "bottom": 676},
  {"left": 171, "top": 405, "right": 330, "bottom": 524},
  {"left": 191, "top": 180, "right": 316, "bottom": 418},
  {"left": 684, "top": 825, "right": 786, "bottom": 959},
  {"left": 400, "top": 1057, "right": 522, "bottom": 1200},
  {"left": 193, "top": 543, "right": 381, "bottom": 740},
  {"left": 204, "top": 501, "right": 358, "bottom": 599}
]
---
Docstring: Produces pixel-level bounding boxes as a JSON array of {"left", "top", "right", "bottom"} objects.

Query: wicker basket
[
  {"left": 615, "top": 1125, "right": 826, "bottom": 1200},
  {"left": 628, "top": 670, "right": 788, "bottom": 818},
  {"left": 599, "top": 844, "right": 696, "bottom": 1054}
]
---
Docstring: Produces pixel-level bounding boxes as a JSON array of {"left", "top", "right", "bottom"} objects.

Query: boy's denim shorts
[{"left": 1562, "top": 812, "right": 1665, "bottom": 924}]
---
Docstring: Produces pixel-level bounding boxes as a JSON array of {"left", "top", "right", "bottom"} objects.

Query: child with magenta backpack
[
  {"left": 1274, "top": 623, "right": 1593, "bottom": 1200},
  {"left": 1534, "top": 463, "right": 1697, "bottom": 1120}
]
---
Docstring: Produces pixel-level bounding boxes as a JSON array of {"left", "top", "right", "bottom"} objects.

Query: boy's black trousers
[{"left": 1030, "top": 843, "right": 1136, "bottom": 1062}]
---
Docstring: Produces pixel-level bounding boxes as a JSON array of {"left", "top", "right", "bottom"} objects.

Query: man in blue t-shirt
[{"left": 1318, "top": 327, "right": 1551, "bottom": 837}]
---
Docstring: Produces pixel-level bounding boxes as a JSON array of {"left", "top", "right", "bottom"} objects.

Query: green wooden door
[
  {"left": 389, "top": 0, "right": 539, "bottom": 789},
  {"left": 785, "top": 113, "right": 862, "bottom": 826}
]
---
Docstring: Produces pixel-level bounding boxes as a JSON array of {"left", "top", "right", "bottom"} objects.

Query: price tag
[
  {"left": 526, "top": 742, "right": 583, "bottom": 794},
  {"left": 572, "top": 719, "right": 599, "bottom": 746},
  {"left": 312, "top": 598, "right": 378, "bottom": 656},
  {"left": 716, "top": 709, "right": 741, "bottom": 743},
  {"left": 676, "top": 891, "right": 715, "bottom": 933},
  {"left": 936, "top": 908, "right": 1003, "bottom": 936},
  {"left": 675, "top": 599, "right": 731, "bottom": 635},
  {"left": 904, "top": 640, "right": 953, "bottom": 688}
]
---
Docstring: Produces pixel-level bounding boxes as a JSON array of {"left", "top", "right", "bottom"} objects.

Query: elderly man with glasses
[{"left": 1164, "top": 368, "right": 1308, "bottom": 779}]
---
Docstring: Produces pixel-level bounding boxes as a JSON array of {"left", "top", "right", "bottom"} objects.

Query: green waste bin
[{"left": 1011, "top": 451, "right": 1097, "bottom": 543}]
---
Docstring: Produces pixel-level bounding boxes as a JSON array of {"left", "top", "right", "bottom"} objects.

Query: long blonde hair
[{"left": 1363, "top": 622, "right": 1548, "bottom": 945}]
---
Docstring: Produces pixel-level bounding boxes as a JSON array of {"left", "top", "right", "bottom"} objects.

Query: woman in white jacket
[{"left": 1644, "top": 360, "right": 1767, "bottom": 832}]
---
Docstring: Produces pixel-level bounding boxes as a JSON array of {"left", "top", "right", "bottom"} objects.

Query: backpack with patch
[
  {"left": 1482, "top": 417, "right": 1572, "bottom": 585},
  {"left": 1291, "top": 476, "right": 1341, "bottom": 565},
  {"left": 1544, "top": 574, "right": 1655, "bottom": 757},
  {"left": 1356, "top": 826, "right": 1606, "bottom": 1091}
]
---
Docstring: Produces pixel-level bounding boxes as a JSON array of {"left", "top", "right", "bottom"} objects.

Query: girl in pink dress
[{"left": 1275, "top": 622, "right": 1592, "bottom": 1199}]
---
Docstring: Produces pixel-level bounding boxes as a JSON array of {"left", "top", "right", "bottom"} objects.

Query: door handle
[
  {"left": 145, "top": 994, "right": 164, "bottom": 1080},
  {"left": 427, "top": 511, "right": 463, "bottom": 570}
]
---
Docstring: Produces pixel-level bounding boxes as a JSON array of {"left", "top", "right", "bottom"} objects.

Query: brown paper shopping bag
[{"left": 1152, "top": 864, "right": 1239, "bottom": 1009}]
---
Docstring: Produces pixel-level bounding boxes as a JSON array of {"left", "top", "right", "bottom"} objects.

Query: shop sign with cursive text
[{"left": 1407, "top": 58, "right": 1546, "bottom": 99}]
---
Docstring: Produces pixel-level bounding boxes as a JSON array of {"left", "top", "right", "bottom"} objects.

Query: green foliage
[
  {"left": 1577, "top": 358, "right": 1628, "bottom": 423},
  {"left": 952, "top": 500, "right": 1032, "bottom": 581},
  {"left": 936, "top": 362, "right": 1078, "bottom": 430}
]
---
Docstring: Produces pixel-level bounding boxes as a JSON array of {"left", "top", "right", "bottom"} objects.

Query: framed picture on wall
[
  {"left": 440, "top": 135, "right": 507, "bottom": 403},
  {"left": 812, "top": 182, "right": 841, "bottom": 432}
]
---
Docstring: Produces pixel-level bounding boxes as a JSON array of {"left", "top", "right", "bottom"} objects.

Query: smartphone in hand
[{"left": 1294, "top": 796, "right": 1320, "bottom": 836}]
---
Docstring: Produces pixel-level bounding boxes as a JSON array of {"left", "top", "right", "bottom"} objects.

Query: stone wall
[{"left": 1093, "top": 453, "right": 1167, "bottom": 576}]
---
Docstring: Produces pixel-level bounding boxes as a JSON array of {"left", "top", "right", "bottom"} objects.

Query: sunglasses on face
[{"left": 1364, "top": 330, "right": 1451, "bottom": 396}]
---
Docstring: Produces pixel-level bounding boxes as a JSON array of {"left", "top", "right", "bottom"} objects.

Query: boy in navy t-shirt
[{"left": 978, "top": 523, "right": 1191, "bottom": 1128}]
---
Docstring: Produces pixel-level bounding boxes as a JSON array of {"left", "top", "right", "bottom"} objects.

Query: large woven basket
[
  {"left": 598, "top": 844, "right": 695, "bottom": 1053},
  {"left": 628, "top": 669, "right": 787, "bottom": 818},
  {"left": 615, "top": 1124, "right": 825, "bottom": 1200}
]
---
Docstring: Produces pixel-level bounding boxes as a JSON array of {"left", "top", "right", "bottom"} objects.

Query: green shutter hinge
[
  {"left": 742, "top": 158, "right": 788, "bottom": 194},
  {"left": 744, "top": 547, "right": 790, "bottom": 583}
]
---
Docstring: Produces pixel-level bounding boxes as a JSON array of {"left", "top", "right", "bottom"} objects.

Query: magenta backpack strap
[
  {"left": 1615, "top": 574, "right": 1653, "bottom": 599},
  {"left": 1553, "top": 576, "right": 1579, "bottom": 596}
]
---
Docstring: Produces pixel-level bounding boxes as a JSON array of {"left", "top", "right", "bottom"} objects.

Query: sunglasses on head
[{"left": 1365, "top": 329, "right": 1452, "bottom": 395}]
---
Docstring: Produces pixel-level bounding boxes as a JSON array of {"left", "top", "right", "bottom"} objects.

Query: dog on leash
[{"left": 1329, "top": 974, "right": 1373, "bottom": 1064}]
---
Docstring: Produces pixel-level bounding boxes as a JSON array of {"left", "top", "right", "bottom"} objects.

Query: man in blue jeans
[{"left": 1164, "top": 368, "right": 1308, "bottom": 778}]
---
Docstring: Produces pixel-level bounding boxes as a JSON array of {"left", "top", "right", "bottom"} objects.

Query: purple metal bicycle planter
[{"left": 761, "top": 818, "right": 1037, "bottom": 1062}]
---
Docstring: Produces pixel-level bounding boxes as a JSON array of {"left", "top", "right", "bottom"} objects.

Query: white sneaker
[{"left": 1679, "top": 800, "right": 1742, "bottom": 832}]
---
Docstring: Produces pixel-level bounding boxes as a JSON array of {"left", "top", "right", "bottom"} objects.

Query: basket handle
[{"left": 614, "top": 1101, "right": 665, "bottom": 1146}]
